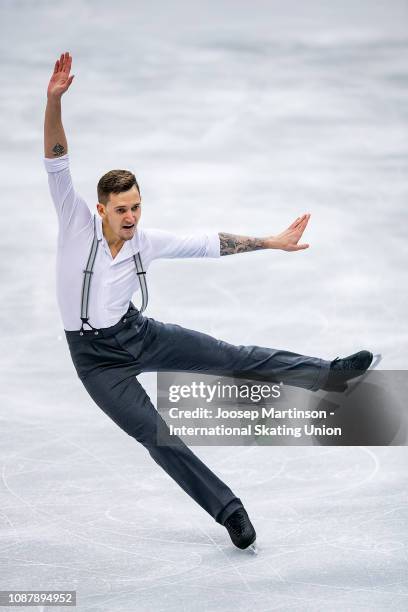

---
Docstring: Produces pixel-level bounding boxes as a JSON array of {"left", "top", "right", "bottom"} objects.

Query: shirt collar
[
  {"left": 94, "top": 214, "right": 140, "bottom": 260},
  {"left": 95, "top": 214, "right": 103, "bottom": 241}
]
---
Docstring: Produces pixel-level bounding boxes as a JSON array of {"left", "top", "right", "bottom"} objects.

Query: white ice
[{"left": 0, "top": 0, "right": 407, "bottom": 610}]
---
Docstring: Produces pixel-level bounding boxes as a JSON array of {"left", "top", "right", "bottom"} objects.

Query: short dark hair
[{"left": 97, "top": 169, "right": 141, "bottom": 205}]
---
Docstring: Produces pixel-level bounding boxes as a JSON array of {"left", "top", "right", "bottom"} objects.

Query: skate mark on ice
[
  {"left": 192, "top": 519, "right": 257, "bottom": 593},
  {"left": 1, "top": 447, "right": 203, "bottom": 574},
  {"left": 283, "top": 446, "right": 380, "bottom": 500}
]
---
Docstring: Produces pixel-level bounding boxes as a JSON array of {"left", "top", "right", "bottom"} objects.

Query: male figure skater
[{"left": 44, "top": 52, "right": 373, "bottom": 551}]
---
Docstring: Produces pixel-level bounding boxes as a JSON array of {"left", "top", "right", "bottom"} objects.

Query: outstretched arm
[
  {"left": 219, "top": 214, "right": 311, "bottom": 255},
  {"left": 43, "top": 52, "right": 91, "bottom": 238},
  {"left": 44, "top": 52, "right": 74, "bottom": 158}
]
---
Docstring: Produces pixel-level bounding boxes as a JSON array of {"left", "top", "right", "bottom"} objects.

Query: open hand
[
  {"left": 272, "top": 214, "right": 311, "bottom": 251},
  {"left": 47, "top": 52, "right": 74, "bottom": 99}
]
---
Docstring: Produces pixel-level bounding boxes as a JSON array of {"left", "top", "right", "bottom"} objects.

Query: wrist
[
  {"left": 47, "top": 93, "right": 62, "bottom": 105},
  {"left": 264, "top": 236, "right": 280, "bottom": 250}
]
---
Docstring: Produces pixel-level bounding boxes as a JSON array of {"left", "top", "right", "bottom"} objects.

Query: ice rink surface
[{"left": 0, "top": 0, "right": 407, "bottom": 610}]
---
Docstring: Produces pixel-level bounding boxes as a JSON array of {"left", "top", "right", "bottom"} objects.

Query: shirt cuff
[
  {"left": 206, "top": 232, "right": 221, "bottom": 258},
  {"left": 43, "top": 153, "right": 70, "bottom": 173}
]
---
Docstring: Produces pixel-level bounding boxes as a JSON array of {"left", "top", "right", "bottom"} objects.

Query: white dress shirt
[{"left": 44, "top": 154, "right": 220, "bottom": 330}]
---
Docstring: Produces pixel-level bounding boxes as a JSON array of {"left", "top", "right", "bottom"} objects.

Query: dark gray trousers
[{"left": 65, "top": 303, "right": 330, "bottom": 525}]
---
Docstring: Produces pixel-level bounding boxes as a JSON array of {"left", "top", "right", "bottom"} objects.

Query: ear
[{"left": 96, "top": 203, "right": 106, "bottom": 217}]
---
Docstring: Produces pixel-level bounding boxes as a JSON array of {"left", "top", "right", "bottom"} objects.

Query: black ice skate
[
  {"left": 322, "top": 350, "right": 373, "bottom": 392},
  {"left": 224, "top": 508, "right": 257, "bottom": 553}
]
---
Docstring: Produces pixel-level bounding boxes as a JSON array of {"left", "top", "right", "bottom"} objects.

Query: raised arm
[
  {"left": 43, "top": 53, "right": 91, "bottom": 238},
  {"left": 219, "top": 214, "right": 311, "bottom": 255},
  {"left": 44, "top": 52, "right": 74, "bottom": 158}
]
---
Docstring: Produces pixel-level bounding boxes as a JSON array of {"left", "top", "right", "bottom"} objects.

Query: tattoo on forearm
[
  {"left": 219, "top": 232, "right": 265, "bottom": 256},
  {"left": 52, "top": 142, "right": 65, "bottom": 157}
]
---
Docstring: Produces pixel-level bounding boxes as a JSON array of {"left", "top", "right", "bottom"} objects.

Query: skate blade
[
  {"left": 344, "top": 352, "right": 383, "bottom": 397},
  {"left": 248, "top": 540, "right": 258, "bottom": 555}
]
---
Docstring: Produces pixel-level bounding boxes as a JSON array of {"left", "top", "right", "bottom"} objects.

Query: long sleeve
[
  {"left": 139, "top": 228, "right": 220, "bottom": 261},
  {"left": 43, "top": 153, "right": 92, "bottom": 243}
]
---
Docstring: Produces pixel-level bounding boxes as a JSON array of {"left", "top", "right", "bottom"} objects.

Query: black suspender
[
  {"left": 133, "top": 252, "right": 149, "bottom": 313},
  {"left": 79, "top": 215, "right": 148, "bottom": 335},
  {"left": 80, "top": 215, "right": 101, "bottom": 331}
]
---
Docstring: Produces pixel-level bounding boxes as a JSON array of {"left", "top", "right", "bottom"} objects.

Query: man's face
[{"left": 97, "top": 185, "right": 141, "bottom": 243}]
